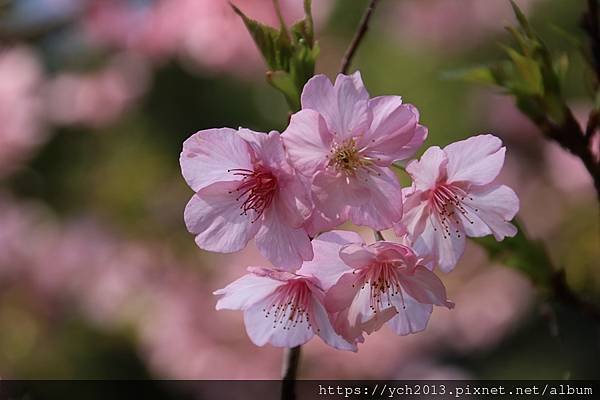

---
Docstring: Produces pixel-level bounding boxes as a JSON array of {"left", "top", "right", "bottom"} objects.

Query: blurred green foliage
[
  {"left": 447, "top": 1, "right": 570, "bottom": 125},
  {"left": 473, "top": 220, "right": 554, "bottom": 289},
  {"left": 233, "top": 0, "right": 319, "bottom": 110}
]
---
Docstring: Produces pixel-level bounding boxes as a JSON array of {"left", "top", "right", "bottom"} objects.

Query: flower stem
[
  {"left": 339, "top": 0, "right": 382, "bottom": 74},
  {"left": 280, "top": 346, "right": 301, "bottom": 400},
  {"left": 279, "top": 2, "right": 383, "bottom": 397}
]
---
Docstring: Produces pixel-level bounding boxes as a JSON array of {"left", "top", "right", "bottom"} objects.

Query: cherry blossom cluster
[{"left": 180, "top": 72, "right": 519, "bottom": 351}]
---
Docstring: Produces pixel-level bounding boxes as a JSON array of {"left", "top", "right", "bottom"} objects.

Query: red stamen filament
[
  {"left": 354, "top": 262, "right": 406, "bottom": 315},
  {"left": 262, "top": 280, "right": 317, "bottom": 332},
  {"left": 430, "top": 183, "right": 477, "bottom": 239},
  {"left": 228, "top": 168, "right": 277, "bottom": 222}
]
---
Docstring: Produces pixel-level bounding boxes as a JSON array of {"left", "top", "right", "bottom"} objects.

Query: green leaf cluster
[
  {"left": 472, "top": 220, "right": 554, "bottom": 289},
  {"left": 232, "top": 0, "right": 319, "bottom": 111},
  {"left": 446, "top": 1, "right": 570, "bottom": 126}
]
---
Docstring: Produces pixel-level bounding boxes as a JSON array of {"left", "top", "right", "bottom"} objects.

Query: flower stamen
[
  {"left": 327, "top": 138, "right": 380, "bottom": 178},
  {"left": 355, "top": 261, "right": 406, "bottom": 315},
  {"left": 228, "top": 167, "right": 277, "bottom": 222},
  {"left": 430, "top": 183, "right": 476, "bottom": 239},
  {"left": 262, "top": 280, "right": 317, "bottom": 331}
]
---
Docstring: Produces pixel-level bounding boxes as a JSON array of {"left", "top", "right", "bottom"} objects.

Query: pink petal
[
  {"left": 401, "top": 189, "right": 429, "bottom": 239},
  {"left": 214, "top": 273, "right": 284, "bottom": 311},
  {"left": 444, "top": 134, "right": 505, "bottom": 185},
  {"left": 282, "top": 109, "right": 332, "bottom": 177},
  {"left": 237, "top": 128, "right": 291, "bottom": 173},
  {"left": 370, "top": 242, "right": 419, "bottom": 270},
  {"left": 400, "top": 266, "right": 454, "bottom": 308},
  {"left": 332, "top": 308, "right": 366, "bottom": 343},
  {"left": 255, "top": 206, "right": 313, "bottom": 271},
  {"left": 273, "top": 172, "right": 313, "bottom": 228},
  {"left": 311, "top": 296, "right": 357, "bottom": 351},
  {"left": 393, "top": 124, "right": 428, "bottom": 163},
  {"left": 247, "top": 266, "right": 297, "bottom": 282},
  {"left": 346, "top": 166, "right": 403, "bottom": 230},
  {"left": 180, "top": 128, "right": 253, "bottom": 191},
  {"left": 339, "top": 244, "right": 377, "bottom": 270},
  {"left": 333, "top": 306, "right": 397, "bottom": 343},
  {"left": 302, "top": 209, "right": 345, "bottom": 237},
  {"left": 406, "top": 146, "right": 448, "bottom": 191},
  {"left": 331, "top": 72, "right": 371, "bottom": 141},
  {"left": 457, "top": 203, "right": 492, "bottom": 238},
  {"left": 298, "top": 230, "right": 363, "bottom": 290},
  {"left": 412, "top": 216, "right": 466, "bottom": 272},
  {"left": 346, "top": 282, "right": 396, "bottom": 334},
  {"left": 362, "top": 97, "right": 421, "bottom": 164},
  {"left": 387, "top": 295, "right": 433, "bottom": 335},
  {"left": 324, "top": 272, "right": 361, "bottom": 313},
  {"left": 244, "top": 295, "right": 314, "bottom": 347},
  {"left": 301, "top": 73, "right": 370, "bottom": 142},
  {"left": 463, "top": 183, "right": 519, "bottom": 240},
  {"left": 360, "top": 307, "right": 399, "bottom": 335},
  {"left": 237, "top": 130, "right": 311, "bottom": 222},
  {"left": 184, "top": 181, "right": 259, "bottom": 253},
  {"left": 312, "top": 171, "right": 369, "bottom": 220},
  {"left": 300, "top": 74, "right": 338, "bottom": 131}
]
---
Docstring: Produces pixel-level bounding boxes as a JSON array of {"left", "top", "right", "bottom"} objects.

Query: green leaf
[
  {"left": 594, "top": 89, "right": 600, "bottom": 109},
  {"left": 502, "top": 46, "right": 544, "bottom": 95},
  {"left": 505, "top": 26, "right": 531, "bottom": 56},
  {"left": 266, "top": 70, "right": 300, "bottom": 111},
  {"left": 441, "top": 66, "right": 498, "bottom": 85},
  {"left": 231, "top": 0, "right": 318, "bottom": 112},
  {"left": 473, "top": 220, "right": 554, "bottom": 288},
  {"left": 510, "top": 0, "right": 534, "bottom": 37},
  {"left": 291, "top": 0, "right": 314, "bottom": 47},
  {"left": 231, "top": 3, "right": 292, "bottom": 71},
  {"left": 514, "top": 95, "right": 545, "bottom": 122},
  {"left": 552, "top": 53, "right": 569, "bottom": 84}
]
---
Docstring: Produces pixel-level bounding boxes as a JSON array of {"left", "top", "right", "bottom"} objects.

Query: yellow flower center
[{"left": 329, "top": 139, "right": 369, "bottom": 176}]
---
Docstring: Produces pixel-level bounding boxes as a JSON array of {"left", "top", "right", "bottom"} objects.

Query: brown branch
[
  {"left": 532, "top": 107, "right": 600, "bottom": 201},
  {"left": 582, "top": 0, "right": 600, "bottom": 86},
  {"left": 551, "top": 270, "right": 600, "bottom": 322},
  {"left": 339, "top": 0, "right": 381, "bottom": 74},
  {"left": 280, "top": 346, "right": 301, "bottom": 400},
  {"left": 575, "top": 0, "right": 600, "bottom": 200},
  {"left": 585, "top": 109, "right": 599, "bottom": 140}
]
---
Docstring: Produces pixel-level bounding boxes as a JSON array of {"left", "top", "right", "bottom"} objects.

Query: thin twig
[
  {"left": 339, "top": 0, "right": 381, "bottom": 74},
  {"left": 281, "top": 346, "right": 301, "bottom": 400}
]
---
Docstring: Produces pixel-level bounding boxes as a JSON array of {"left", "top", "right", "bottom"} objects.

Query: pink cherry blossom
[
  {"left": 180, "top": 128, "right": 313, "bottom": 270},
  {"left": 283, "top": 72, "right": 427, "bottom": 235},
  {"left": 0, "top": 46, "right": 46, "bottom": 178},
  {"left": 83, "top": 0, "right": 333, "bottom": 76},
  {"left": 214, "top": 266, "right": 356, "bottom": 351},
  {"left": 400, "top": 134, "right": 520, "bottom": 272},
  {"left": 302, "top": 231, "right": 453, "bottom": 344},
  {"left": 45, "top": 53, "right": 149, "bottom": 128}
]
